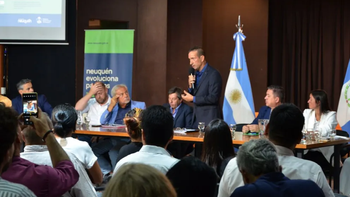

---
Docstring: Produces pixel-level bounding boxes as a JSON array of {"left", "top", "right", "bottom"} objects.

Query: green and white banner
[{"left": 83, "top": 30, "right": 134, "bottom": 96}]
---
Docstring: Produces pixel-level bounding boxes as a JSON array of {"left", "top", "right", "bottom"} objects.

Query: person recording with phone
[
  {"left": 12, "top": 79, "right": 53, "bottom": 117},
  {"left": 181, "top": 47, "right": 222, "bottom": 128}
]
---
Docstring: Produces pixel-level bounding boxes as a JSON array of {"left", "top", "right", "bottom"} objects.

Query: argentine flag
[
  {"left": 337, "top": 60, "right": 350, "bottom": 134},
  {"left": 223, "top": 31, "right": 255, "bottom": 124}
]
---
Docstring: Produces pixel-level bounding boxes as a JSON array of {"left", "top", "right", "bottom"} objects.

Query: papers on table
[{"left": 101, "top": 124, "right": 125, "bottom": 129}]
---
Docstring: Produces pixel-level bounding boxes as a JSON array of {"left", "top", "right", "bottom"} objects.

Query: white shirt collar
[
  {"left": 139, "top": 145, "right": 171, "bottom": 156},
  {"left": 275, "top": 145, "right": 294, "bottom": 156},
  {"left": 23, "top": 145, "right": 48, "bottom": 152},
  {"left": 97, "top": 96, "right": 111, "bottom": 107}
]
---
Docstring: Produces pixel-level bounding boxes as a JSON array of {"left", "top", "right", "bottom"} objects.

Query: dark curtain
[{"left": 268, "top": 0, "right": 350, "bottom": 111}]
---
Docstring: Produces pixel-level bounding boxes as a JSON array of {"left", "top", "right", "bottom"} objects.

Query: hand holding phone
[{"left": 23, "top": 92, "right": 38, "bottom": 125}]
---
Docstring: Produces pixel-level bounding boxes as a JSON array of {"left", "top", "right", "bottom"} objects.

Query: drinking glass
[
  {"left": 85, "top": 116, "right": 91, "bottom": 127},
  {"left": 306, "top": 128, "right": 314, "bottom": 142},
  {"left": 329, "top": 129, "right": 336, "bottom": 140},
  {"left": 198, "top": 122, "right": 205, "bottom": 132},
  {"left": 76, "top": 111, "right": 83, "bottom": 125},
  {"left": 314, "top": 129, "right": 320, "bottom": 142},
  {"left": 258, "top": 119, "right": 269, "bottom": 136},
  {"left": 301, "top": 127, "right": 307, "bottom": 144},
  {"left": 229, "top": 124, "right": 236, "bottom": 139}
]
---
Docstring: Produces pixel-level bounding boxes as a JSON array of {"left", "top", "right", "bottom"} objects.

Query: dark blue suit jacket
[
  {"left": 252, "top": 106, "right": 271, "bottom": 124},
  {"left": 164, "top": 103, "right": 193, "bottom": 128},
  {"left": 12, "top": 95, "right": 53, "bottom": 117},
  {"left": 189, "top": 64, "right": 222, "bottom": 128},
  {"left": 230, "top": 172, "right": 325, "bottom": 197}
]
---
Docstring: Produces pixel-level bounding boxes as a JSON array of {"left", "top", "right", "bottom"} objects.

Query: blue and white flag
[
  {"left": 337, "top": 60, "right": 350, "bottom": 133},
  {"left": 223, "top": 32, "right": 255, "bottom": 124}
]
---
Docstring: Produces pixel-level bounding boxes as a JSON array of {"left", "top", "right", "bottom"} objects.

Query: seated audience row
[{"left": 218, "top": 103, "right": 334, "bottom": 197}]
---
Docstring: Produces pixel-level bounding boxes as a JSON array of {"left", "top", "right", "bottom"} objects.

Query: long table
[{"left": 74, "top": 125, "right": 350, "bottom": 192}]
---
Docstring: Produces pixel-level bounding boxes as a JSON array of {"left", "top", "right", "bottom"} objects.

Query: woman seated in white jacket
[{"left": 303, "top": 89, "right": 337, "bottom": 170}]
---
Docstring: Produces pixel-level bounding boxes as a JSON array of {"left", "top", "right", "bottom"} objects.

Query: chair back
[{"left": 337, "top": 130, "right": 349, "bottom": 137}]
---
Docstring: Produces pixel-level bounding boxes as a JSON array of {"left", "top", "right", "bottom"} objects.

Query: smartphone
[{"left": 23, "top": 92, "right": 38, "bottom": 125}]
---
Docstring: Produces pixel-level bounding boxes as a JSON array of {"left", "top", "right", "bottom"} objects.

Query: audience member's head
[
  {"left": 268, "top": 103, "right": 304, "bottom": 150},
  {"left": 51, "top": 104, "right": 77, "bottom": 138},
  {"left": 168, "top": 87, "right": 183, "bottom": 110},
  {"left": 309, "top": 89, "right": 331, "bottom": 114},
  {"left": 0, "top": 103, "right": 19, "bottom": 174},
  {"left": 17, "top": 79, "right": 34, "bottom": 95},
  {"left": 104, "top": 163, "right": 176, "bottom": 197},
  {"left": 141, "top": 105, "right": 174, "bottom": 148},
  {"left": 124, "top": 108, "right": 143, "bottom": 140},
  {"left": 94, "top": 82, "right": 109, "bottom": 105},
  {"left": 237, "top": 139, "right": 279, "bottom": 184},
  {"left": 202, "top": 119, "right": 235, "bottom": 172},
  {"left": 265, "top": 85, "right": 284, "bottom": 109},
  {"left": 166, "top": 156, "right": 217, "bottom": 197},
  {"left": 111, "top": 84, "right": 130, "bottom": 106}
]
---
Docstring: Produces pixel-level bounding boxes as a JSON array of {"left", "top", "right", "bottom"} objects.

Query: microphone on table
[{"left": 188, "top": 67, "right": 195, "bottom": 89}]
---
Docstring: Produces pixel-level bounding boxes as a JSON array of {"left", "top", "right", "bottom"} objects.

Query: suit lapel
[
  {"left": 193, "top": 66, "right": 209, "bottom": 95},
  {"left": 173, "top": 104, "right": 183, "bottom": 126}
]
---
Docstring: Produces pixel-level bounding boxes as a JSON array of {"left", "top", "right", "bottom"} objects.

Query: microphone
[{"left": 188, "top": 67, "right": 195, "bottom": 89}]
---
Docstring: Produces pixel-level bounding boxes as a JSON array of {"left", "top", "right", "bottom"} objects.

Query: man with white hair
[
  {"left": 218, "top": 104, "right": 334, "bottom": 197},
  {"left": 94, "top": 84, "right": 146, "bottom": 177},
  {"left": 231, "top": 139, "right": 324, "bottom": 197},
  {"left": 100, "top": 84, "right": 145, "bottom": 125}
]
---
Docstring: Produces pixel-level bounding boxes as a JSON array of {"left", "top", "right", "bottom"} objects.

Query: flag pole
[{"left": 235, "top": 15, "right": 244, "bottom": 33}]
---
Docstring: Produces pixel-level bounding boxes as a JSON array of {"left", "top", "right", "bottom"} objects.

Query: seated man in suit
[
  {"left": 231, "top": 138, "right": 324, "bottom": 197},
  {"left": 12, "top": 78, "right": 53, "bottom": 116},
  {"left": 100, "top": 84, "right": 145, "bottom": 125},
  {"left": 164, "top": 86, "right": 193, "bottom": 158},
  {"left": 94, "top": 84, "right": 146, "bottom": 176},
  {"left": 164, "top": 86, "right": 192, "bottom": 128},
  {"left": 242, "top": 85, "right": 283, "bottom": 133}
]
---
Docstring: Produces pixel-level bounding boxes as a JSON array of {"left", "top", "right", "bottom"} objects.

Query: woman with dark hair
[
  {"left": 52, "top": 104, "right": 103, "bottom": 185},
  {"left": 201, "top": 119, "right": 235, "bottom": 179},
  {"left": 115, "top": 108, "right": 144, "bottom": 164},
  {"left": 303, "top": 90, "right": 337, "bottom": 169},
  {"left": 303, "top": 90, "right": 337, "bottom": 137}
]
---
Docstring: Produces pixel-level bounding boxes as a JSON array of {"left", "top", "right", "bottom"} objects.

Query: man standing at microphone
[{"left": 182, "top": 47, "right": 222, "bottom": 128}]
